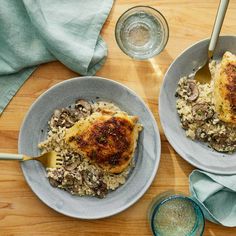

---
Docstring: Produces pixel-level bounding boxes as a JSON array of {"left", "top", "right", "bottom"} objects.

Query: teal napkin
[
  {"left": 0, "top": 0, "right": 113, "bottom": 113},
  {"left": 190, "top": 170, "right": 236, "bottom": 227}
]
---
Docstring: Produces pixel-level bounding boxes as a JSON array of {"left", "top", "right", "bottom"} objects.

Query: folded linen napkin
[
  {"left": 0, "top": 0, "right": 113, "bottom": 113},
  {"left": 190, "top": 170, "right": 236, "bottom": 227}
]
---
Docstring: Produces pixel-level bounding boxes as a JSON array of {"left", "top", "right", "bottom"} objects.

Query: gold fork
[
  {"left": 0, "top": 151, "right": 63, "bottom": 168},
  {"left": 194, "top": 0, "right": 229, "bottom": 84}
]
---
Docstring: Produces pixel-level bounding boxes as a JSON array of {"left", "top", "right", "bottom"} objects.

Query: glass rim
[
  {"left": 150, "top": 195, "right": 205, "bottom": 236},
  {"left": 115, "top": 5, "right": 169, "bottom": 60}
]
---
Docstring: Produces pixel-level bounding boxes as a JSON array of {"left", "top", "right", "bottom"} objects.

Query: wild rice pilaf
[
  {"left": 175, "top": 61, "right": 236, "bottom": 153},
  {"left": 39, "top": 100, "right": 136, "bottom": 198}
]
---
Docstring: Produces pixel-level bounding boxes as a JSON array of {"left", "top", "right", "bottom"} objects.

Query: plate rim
[
  {"left": 159, "top": 35, "right": 236, "bottom": 175},
  {"left": 18, "top": 76, "right": 161, "bottom": 219}
]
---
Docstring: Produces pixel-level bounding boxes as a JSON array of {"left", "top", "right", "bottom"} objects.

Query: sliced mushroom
[
  {"left": 50, "top": 108, "right": 76, "bottom": 128},
  {"left": 180, "top": 119, "right": 189, "bottom": 130},
  {"left": 74, "top": 171, "right": 82, "bottom": 181},
  {"left": 195, "top": 127, "right": 207, "bottom": 141},
  {"left": 69, "top": 109, "right": 83, "bottom": 121},
  {"left": 64, "top": 159, "right": 80, "bottom": 171},
  {"left": 209, "top": 133, "right": 231, "bottom": 152},
  {"left": 75, "top": 99, "right": 92, "bottom": 116},
  {"left": 186, "top": 80, "right": 199, "bottom": 101},
  {"left": 48, "top": 177, "right": 60, "bottom": 187},
  {"left": 94, "top": 181, "right": 108, "bottom": 198},
  {"left": 192, "top": 103, "right": 214, "bottom": 121},
  {"left": 73, "top": 178, "right": 83, "bottom": 187},
  {"left": 210, "top": 140, "right": 227, "bottom": 152},
  {"left": 50, "top": 100, "right": 92, "bottom": 129},
  {"left": 63, "top": 173, "right": 75, "bottom": 186},
  {"left": 81, "top": 170, "right": 108, "bottom": 198},
  {"left": 82, "top": 170, "right": 98, "bottom": 188},
  {"left": 60, "top": 109, "right": 75, "bottom": 128},
  {"left": 53, "top": 109, "right": 61, "bottom": 118}
]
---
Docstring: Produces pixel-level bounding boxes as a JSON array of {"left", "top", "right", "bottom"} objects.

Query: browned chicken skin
[
  {"left": 214, "top": 51, "right": 236, "bottom": 123},
  {"left": 65, "top": 112, "right": 142, "bottom": 173}
]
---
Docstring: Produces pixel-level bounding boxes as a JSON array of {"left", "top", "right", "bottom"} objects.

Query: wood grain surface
[{"left": 0, "top": 0, "right": 236, "bottom": 235}]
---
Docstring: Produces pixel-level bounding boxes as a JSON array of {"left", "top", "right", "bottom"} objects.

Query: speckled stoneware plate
[
  {"left": 19, "top": 76, "right": 161, "bottom": 219},
  {"left": 159, "top": 35, "right": 236, "bottom": 175}
]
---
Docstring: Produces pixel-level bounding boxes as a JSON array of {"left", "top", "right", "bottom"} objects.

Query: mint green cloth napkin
[
  {"left": 190, "top": 170, "right": 236, "bottom": 227},
  {"left": 0, "top": 0, "right": 113, "bottom": 113}
]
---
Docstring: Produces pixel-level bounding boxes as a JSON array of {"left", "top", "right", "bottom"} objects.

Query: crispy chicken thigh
[
  {"left": 65, "top": 111, "right": 142, "bottom": 174},
  {"left": 214, "top": 51, "right": 236, "bottom": 123}
]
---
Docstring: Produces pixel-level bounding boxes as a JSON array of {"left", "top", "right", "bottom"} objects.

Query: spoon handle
[
  {"left": 0, "top": 153, "right": 23, "bottom": 160},
  {"left": 208, "top": 0, "right": 229, "bottom": 55}
]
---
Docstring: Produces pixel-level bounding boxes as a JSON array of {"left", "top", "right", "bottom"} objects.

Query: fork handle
[
  {"left": 208, "top": 0, "right": 229, "bottom": 55},
  {"left": 0, "top": 153, "right": 23, "bottom": 160}
]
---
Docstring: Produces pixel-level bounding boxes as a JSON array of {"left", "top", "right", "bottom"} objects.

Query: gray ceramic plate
[
  {"left": 159, "top": 36, "right": 236, "bottom": 175},
  {"left": 19, "top": 76, "right": 161, "bottom": 219}
]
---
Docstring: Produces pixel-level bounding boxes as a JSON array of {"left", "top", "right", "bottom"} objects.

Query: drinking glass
[
  {"left": 148, "top": 191, "right": 205, "bottom": 236},
  {"left": 115, "top": 6, "right": 169, "bottom": 60}
]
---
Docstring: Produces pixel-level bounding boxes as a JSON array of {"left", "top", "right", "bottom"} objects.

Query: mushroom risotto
[
  {"left": 38, "top": 99, "right": 142, "bottom": 198},
  {"left": 176, "top": 52, "right": 236, "bottom": 153}
]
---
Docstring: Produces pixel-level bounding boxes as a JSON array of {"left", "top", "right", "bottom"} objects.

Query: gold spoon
[
  {"left": 0, "top": 151, "right": 63, "bottom": 168},
  {"left": 194, "top": 0, "right": 229, "bottom": 84}
]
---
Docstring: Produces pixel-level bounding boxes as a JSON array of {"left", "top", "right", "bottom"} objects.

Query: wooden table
[{"left": 0, "top": 0, "right": 235, "bottom": 235}]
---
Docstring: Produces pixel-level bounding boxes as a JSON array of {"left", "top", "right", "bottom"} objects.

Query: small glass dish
[
  {"left": 148, "top": 192, "right": 205, "bottom": 236},
  {"left": 115, "top": 6, "right": 169, "bottom": 60}
]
